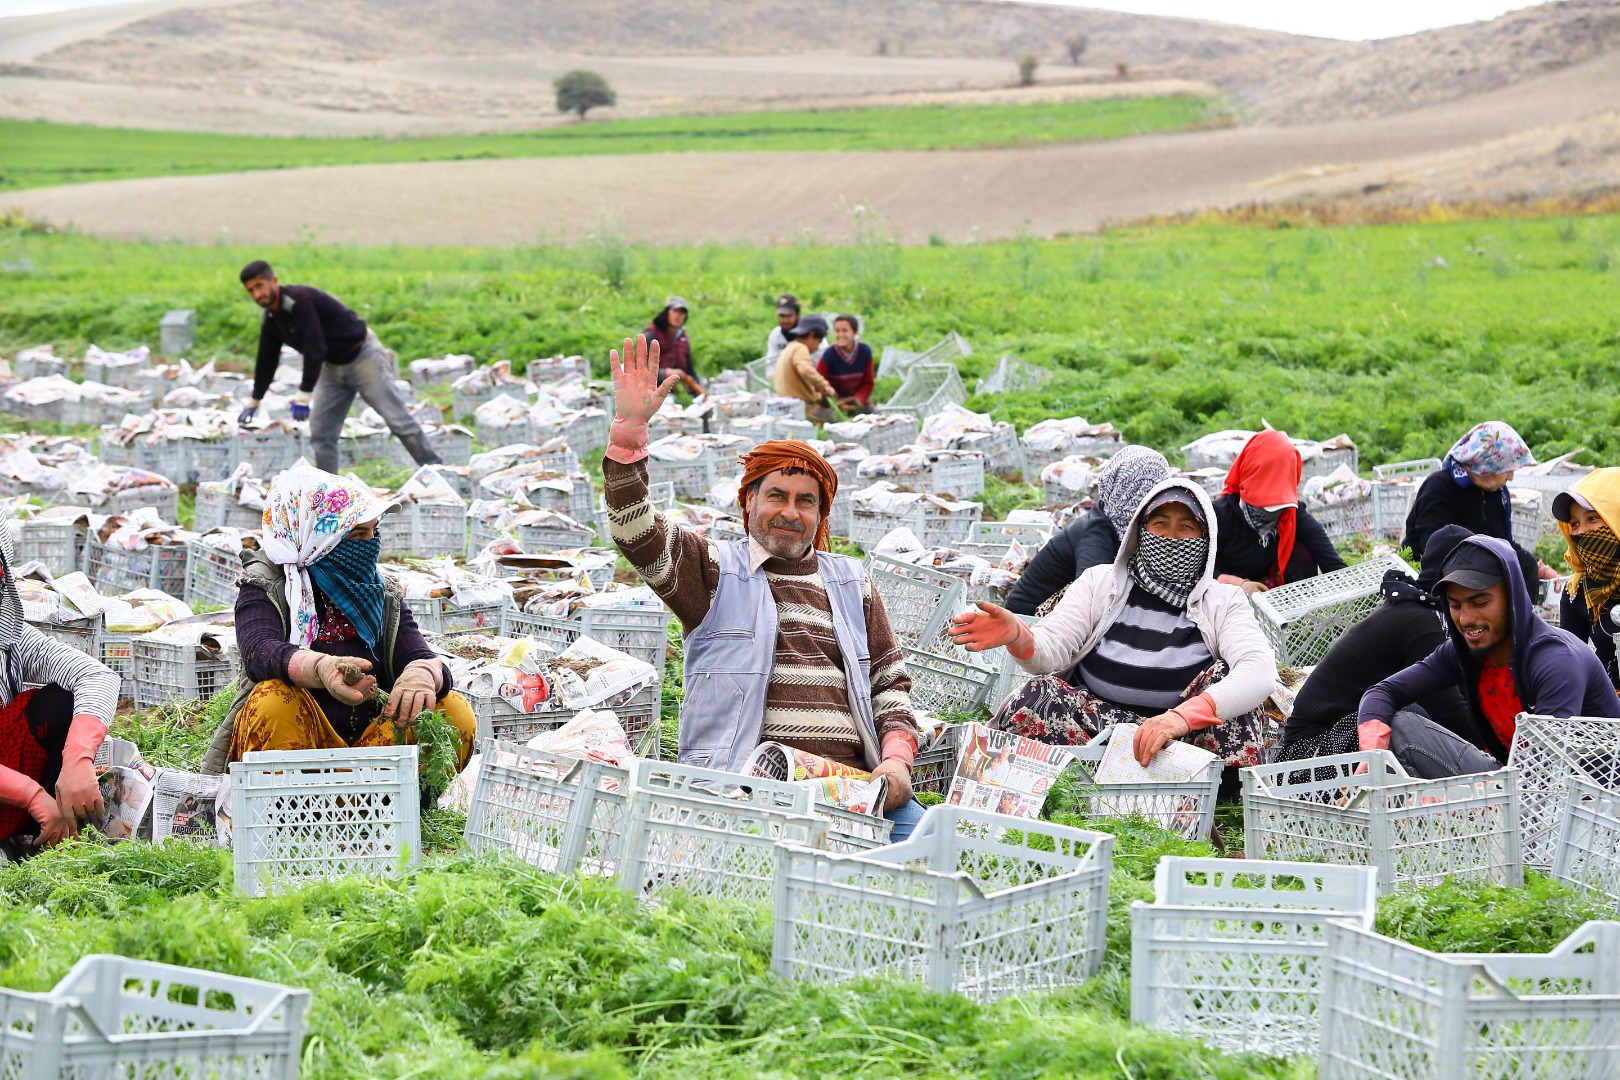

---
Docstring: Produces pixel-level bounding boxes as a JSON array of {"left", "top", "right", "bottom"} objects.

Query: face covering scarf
[
  {"left": 1240, "top": 501, "right": 1282, "bottom": 547},
  {"left": 307, "top": 536, "right": 386, "bottom": 653},
  {"left": 259, "top": 461, "right": 388, "bottom": 648},
  {"left": 1131, "top": 531, "right": 1210, "bottom": 608},
  {"left": 1572, "top": 525, "right": 1620, "bottom": 622}
]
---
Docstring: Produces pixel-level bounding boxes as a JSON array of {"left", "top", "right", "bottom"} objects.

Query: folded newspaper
[{"left": 946, "top": 722, "right": 1078, "bottom": 819}]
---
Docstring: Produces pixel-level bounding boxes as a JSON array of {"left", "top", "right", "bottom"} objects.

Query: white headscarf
[{"left": 257, "top": 462, "right": 394, "bottom": 647}]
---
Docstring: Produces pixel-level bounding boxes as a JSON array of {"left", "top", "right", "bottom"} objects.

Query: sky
[{"left": 0, "top": 0, "right": 1539, "bottom": 41}]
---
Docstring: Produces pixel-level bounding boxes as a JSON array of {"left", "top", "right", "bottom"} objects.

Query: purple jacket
[{"left": 1358, "top": 535, "right": 1620, "bottom": 760}]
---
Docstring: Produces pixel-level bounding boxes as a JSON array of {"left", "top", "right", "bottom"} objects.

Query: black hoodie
[{"left": 1359, "top": 535, "right": 1620, "bottom": 760}]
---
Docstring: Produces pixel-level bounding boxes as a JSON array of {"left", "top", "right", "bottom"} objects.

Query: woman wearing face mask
[
  {"left": 949, "top": 478, "right": 1278, "bottom": 775},
  {"left": 1402, "top": 420, "right": 1549, "bottom": 590},
  {"left": 1555, "top": 469, "right": 1620, "bottom": 689},
  {"left": 1212, "top": 428, "right": 1346, "bottom": 595},
  {"left": 200, "top": 463, "right": 476, "bottom": 774}
]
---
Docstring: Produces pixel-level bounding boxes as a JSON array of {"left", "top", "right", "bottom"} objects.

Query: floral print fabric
[{"left": 1445, "top": 421, "right": 1534, "bottom": 478}]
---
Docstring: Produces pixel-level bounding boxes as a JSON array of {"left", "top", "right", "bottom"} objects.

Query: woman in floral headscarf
[
  {"left": 1402, "top": 420, "right": 1550, "bottom": 594},
  {"left": 200, "top": 463, "right": 475, "bottom": 774}
]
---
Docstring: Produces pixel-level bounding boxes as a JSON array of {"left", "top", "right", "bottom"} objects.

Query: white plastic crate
[
  {"left": 99, "top": 628, "right": 139, "bottom": 703},
  {"left": 463, "top": 740, "right": 631, "bottom": 874},
  {"left": 1021, "top": 434, "right": 1122, "bottom": 477},
  {"left": 194, "top": 484, "right": 265, "bottom": 532},
  {"left": 469, "top": 683, "right": 660, "bottom": 752},
  {"left": 27, "top": 615, "right": 99, "bottom": 660},
  {"left": 911, "top": 723, "right": 965, "bottom": 795},
  {"left": 130, "top": 440, "right": 185, "bottom": 482},
  {"left": 971, "top": 519, "right": 1052, "bottom": 553},
  {"left": 1372, "top": 457, "right": 1442, "bottom": 482},
  {"left": 877, "top": 363, "right": 967, "bottom": 417},
  {"left": 230, "top": 745, "right": 421, "bottom": 897},
  {"left": 877, "top": 331, "right": 971, "bottom": 381},
  {"left": 1510, "top": 492, "right": 1542, "bottom": 549},
  {"left": 393, "top": 501, "right": 465, "bottom": 558},
  {"left": 409, "top": 353, "right": 475, "bottom": 388},
  {"left": 647, "top": 455, "right": 717, "bottom": 500},
  {"left": 1372, "top": 478, "right": 1422, "bottom": 540},
  {"left": 621, "top": 758, "right": 826, "bottom": 905},
  {"left": 132, "top": 633, "right": 238, "bottom": 711},
  {"left": 500, "top": 606, "right": 671, "bottom": 671},
  {"left": 92, "top": 486, "right": 179, "bottom": 521},
  {"left": 465, "top": 516, "right": 512, "bottom": 560},
  {"left": 185, "top": 438, "right": 238, "bottom": 483},
  {"left": 1317, "top": 918, "right": 1620, "bottom": 1080},
  {"left": 339, "top": 430, "right": 391, "bottom": 470},
  {"left": 1552, "top": 777, "right": 1620, "bottom": 908},
  {"left": 1066, "top": 727, "right": 1224, "bottom": 840},
  {"left": 1308, "top": 491, "right": 1377, "bottom": 544},
  {"left": 976, "top": 354, "right": 1050, "bottom": 396},
  {"left": 515, "top": 518, "right": 596, "bottom": 552},
  {"left": 1299, "top": 445, "right": 1359, "bottom": 485},
  {"left": 901, "top": 646, "right": 994, "bottom": 716},
  {"left": 0, "top": 954, "right": 310, "bottom": 1080},
  {"left": 849, "top": 498, "right": 981, "bottom": 552},
  {"left": 16, "top": 520, "right": 83, "bottom": 576},
  {"left": 233, "top": 429, "right": 305, "bottom": 478},
  {"left": 825, "top": 415, "right": 920, "bottom": 456},
  {"left": 1505, "top": 713, "right": 1620, "bottom": 869},
  {"left": 1130, "top": 857, "right": 1379, "bottom": 1057},
  {"left": 959, "top": 422, "right": 1026, "bottom": 480},
  {"left": 772, "top": 806, "right": 1110, "bottom": 1001},
  {"left": 521, "top": 475, "right": 595, "bottom": 524},
  {"left": 866, "top": 553, "right": 966, "bottom": 649},
  {"left": 183, "top": 539, "right": 241, "bottom": 611},
  {"left": 403, "top": 595, "right": 507, "bottom": 638},
  {"left": 83, "top": 536, "right": 189, "bottom": 598},
  {"left": 389, "top": 426, "right": 474, "bottom": 468},
  {"left": 1250, "top": 554, "right": 1413, "bottom": 667},
  {"left": 1242, "top": 750, "right": 1523, "bottom": 896}
]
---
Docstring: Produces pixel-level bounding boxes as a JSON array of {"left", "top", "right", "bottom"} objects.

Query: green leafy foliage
[{"left": 1375, "top": 871, "right": 1612, "bottom": 954}]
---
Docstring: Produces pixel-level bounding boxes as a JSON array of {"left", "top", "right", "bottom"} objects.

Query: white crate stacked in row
[
  {"left": 1019, "top": 418, "right": 1123, "bottom": 476},
  {"left": 97, "top": 432, "right": 238, "bottom": 485},
  {"left": 1551, "top": 777, "right": 1620, "bottom": 908},
  {"left": 470, "top": 683, "right": 661, "bottom": 753},
  {"left": 646, "top": 434, "right": 750, "bottom": 500},
  {"left": 722, "top": 413, "right": 819, "bottom": 448},
  {"left": 849, "top": 485, "right": 982, "bottom": 552},
  {"left": 1316, "top": 918, "right": 1620, "bottom": 1080},
  {"left": 132, "top": 628, "right": 239, "bottom": 710},
  {"left": 403, "top": 594, "right": 507, "bottom": 638},
  {"left": 974, "top": 353, "right": 1049, "bottom": 396},
  {"left": 824, "top": 414, "right": 920, "bottom": 456},
  {"left": 959, "top": 519, "right": 1052, "bottom": 563},
  {"left": 1249, "top": 554, "right": 1412, "bottom": 667},
  {"left": 1242, "top": 750, "right": 1523, "bottom": 896},
  {"left": 387, "top": 425, "right": 474, "bottom": 468},
  {"left": 465, "top": 746, "right": 830, "bottom": 902},
  {"left": 231, "top": 745, "right": 420, "bottom": 897},
  {"left": 1504, "top": 713, "right": 1620, "bottom": 869},
  {"left": 771, "top": 807, "right": 1111, "bottom": 1002},
  {"left": 856, "top": 448, "right": 985, "bottom": 500},
  {"left": 83, "top": 536, "right": 190, "bottom": 599},
  {"left": 876, "top": 331, "right": 971, "bottom": 381},
  {"left": 877, "top": 363, "right": 967, "bottom": 418},
  {"left": 1130, "top": 857, "right": 1378, "bottom": 1058},
  {"left": 500, "top": 606, "right": 670, "bottom": 672},
  {"left": 14, "top": 517, "right": 85, "bottom": 576},
  {"left": 0, "top": 955, "right": 309, "bottom": 1080}
]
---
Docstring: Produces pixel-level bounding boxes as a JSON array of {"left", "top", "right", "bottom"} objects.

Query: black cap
[
  {"left": 776, "top": 293, "right": 800, "bottom": 315},
  {"left": 1433, "top": 540, "right": 1503, "bottom": 594},
  {"left": 788, "top": 314, "right": 828, "bottom": 339},
  {"left": 1416, "top": 524, "right": 1474, "bottom": 593}
]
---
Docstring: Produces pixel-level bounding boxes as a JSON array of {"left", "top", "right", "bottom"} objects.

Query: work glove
[
  {"left": 314, "top": 654, "right": 378, "bottom": 706},
  {"left": 1133, "top": 693, "right": 1222, "bottom": 766},
  {"left": 383, "top": 659, "right": 442, "bottom": 726},
  {"left": 1, "top": 769, "right": 74, "bottom": 848},
  {"left": 56, "top": 714, "right": 107, "bottom": 832},
  {"left": 237, "top": 402, "right": 258, "bottom": 426},
  {"left": 948, "top": 602, "right": 1034, "bottom": 658},
  {"left": 289, "top": 391, "right": 311, "bottom": 422}
]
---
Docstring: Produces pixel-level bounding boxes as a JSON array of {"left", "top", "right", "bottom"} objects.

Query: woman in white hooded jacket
[{"left": 950, "top": 477, "right": 1278, "bottom": 772}]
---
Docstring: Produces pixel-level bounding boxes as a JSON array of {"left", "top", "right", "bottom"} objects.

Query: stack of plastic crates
[
  {"left": 26, "top": 615, "right": 99, "bottom": 660},
  {"left": 185, "top": 438, "right": 238, "bottom": 483},
  {"left": 772, "top": 806, "right": 1110, "bottom": 1001},
  {"left": 1130, "top": 857, "right": 1378, "bottom": 1057},
  {"left": 389, "top": 425, "right": 474, "bottom": 467},
  {"left": 648, "top": 454, "right": 717, "bottom": 500},
  {"left": 878, "top": 331, "right": 971, "bottom": 381},
  {"left": 16, "top": 518, "right": 83, "bottom": 576},
  {"left": 866, "top": 554, "right": 965, "bottom": 648},
  {"left": 1242, "top": 750, "right": 1523, "bottom": 895},
  {"left": 1249, "top": 553, "right": 1412, "bottom": 667},
  {"left": 516, "top": 516, "right": 596, "bottom": 552},
  {"left": 850, "top": 494, "right": 982, "bottom": 552},
  {"left": 469, "top": 683, "right": 660, "bottom": 751},
  {"left": 1065, "top": 727, "right": 1223, "bottom": 840},
  {"left": 452, "top": 381, "right": 508, "bottom": 421},
  {"left": 1550, "top": 778, "right": 1620, "bottom": 907},
  {"left": 403, "top": 594, "right": 507, "bottom": 638},
  {"left": 877, "top": 364, "right": 967, "bottom": 417},
  {"left": 464, "top": 742, "right": 633, "bottom": 873},
  {"left": 901, "top": 646, "right": 994, "bottom": 716},
  {"left": 826, "top": 415, "right": 920, "bottom": 456},
  {"left": 132, "top": 630, "right": 239, "bottom": 711},
  {"left": 182, "top": 538, "right": 241, "bottom": 611},
  {"left": 723, "top": 415, "right": 820, "bottom": 447},
  {"left": 500, "top": 606, "right": 671, "bottom": 671},
  {"left": 960, "top": 520, "right": 1051, "bottom": 563},
  {"left": 1316, "top": 919, "right": 1620, "bottom": 1080},
  {"left": 0, "top": 955, "right": 310, "bottom": 1079},
  {"left": 911, "top": 724, "right": 965, "bottom": 796},
  {"left": 524, "top": 475, "right": 595, "bottom": 524},
  {"left": 1505, "top": 713, "right": 1620, "bottom": 869},
  {"left": 83, "top": 537, "right": 190, "bottom": 597},
  {"left": 393, "top": 501, "right": 465, "bottom": 558},
  {"left": 194, "top": 484, "right": 265, "bottom": 531},
  {"left": 233, "top": 428, "right": 305, "bottom": 479},
  {"left": 230, "top": 745, "right": 420, "bottom": 897},
  {"left": 1307, "top": 489, "right": 1377, "bottom": 544},
  {"left": 975, "top": 354, "right": 1049, "bottom": 396},
  {"left": 622, "top": 757, "right": 826, "bottom": 905},
  {"left": 956, "top": 421, "right": 1026, "bottom": 480}
]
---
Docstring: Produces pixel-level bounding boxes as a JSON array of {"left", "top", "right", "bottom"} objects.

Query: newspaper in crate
[
  {"left": 802, "top": 774, "right": 888, "bottom": 817},
  {"left": 472, "top": 634, "right": 657, "bottom": 713},
  {"left": 1090, "top": 724, "right": 1216, "bottom": 840},
  {"left": 397, "top": 465, "right": 466, "bottom": 506},
  {"left": 141, "top": 619, "right": 236, "bottom": 655},
  {"left": 946, "top": 722, "right": 1077, "bottom": 819},
  {"left": 437, "top": 709, "right": 636, "bottom": 813}
]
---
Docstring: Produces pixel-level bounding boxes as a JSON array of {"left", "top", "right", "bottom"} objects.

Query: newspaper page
[
  {"left": 91, "top": 764, "right": 155, "bottom": 841},
  {"left": 946, "top": 722, "right": 1077, "bottom": 819},
  {"left": 150, "top": 768, "right": 225, "bottom": 843},
  {"left": 797, "top": 774, "right": 888, "bottom": 817},
  {"left": 1089, "top": 724, "right": 1218, "bottom": 840},
  {"left": 745, "top": 741, "right": 873, "bottom": 783}
]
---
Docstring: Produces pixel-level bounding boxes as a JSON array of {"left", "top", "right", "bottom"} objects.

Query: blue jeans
[
  {"left": 309, "top": 332, "right": 440, "bottom": 473},
  {"left": 884, "top": 798, "right": 927, "bottom": 844}
]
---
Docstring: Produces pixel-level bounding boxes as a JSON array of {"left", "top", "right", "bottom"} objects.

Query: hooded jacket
[
  {"left": 1016, "top": 477, "right": 1277, "bottom": 720},
  {"left": 1005, "top": 507, "right": 1120, "bottom": 616},
  {"left": 1358, "top": 535, "right": 1620, "bottom": 760}
]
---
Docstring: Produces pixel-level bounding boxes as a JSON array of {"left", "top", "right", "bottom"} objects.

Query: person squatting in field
[
  {"left": 644, "top": 296, "right": 702, "bottom": 397},
  {"left": 1211, "top": 428, "right": 1346, "bottom": 595},
  {"left": 0, "top": 526, "right": 120, "bottom": 857},
  {"left": 237, "top": 260, "right": 443, "bottom": 474},
  {"left": 816, "top": 315, "right": 876, "bottom": 415},
  {"left": 202, "top": 463, "right": 476, "bottom": 774},
  {"left": 949, "top": 478, "right": 1279, "bottom": 794},
  {"left": 1555, "top": 468, "right": 1620, "bottom": 689},
  {"left": 603, "top": 332, "right": 928, "bottom": 841},
  {"left": 773, "top": 315, "right": 842, "bottom": 422}
]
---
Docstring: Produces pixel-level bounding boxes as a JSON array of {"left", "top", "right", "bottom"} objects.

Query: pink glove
[
  {"left": 0, "top": 767, "right": 72, "bottom": 847},
  {"left": 1169, "top": 692, "right": 1222, "bottom": 732},
  {"left": 56, "top": 714, "right": 106, "bottom": 831},
  {"left": 881, "top": 729, "right": 918, "bottom": 767},
  {"left": 1358, "top": 719, "right": 1392, "bottom": 753},
  {"left": 1133, "top": 693, "right": 1222, "bottom": 766},
  {"left": 948, "top": 602, "right": 1035, "bottom": 659}
]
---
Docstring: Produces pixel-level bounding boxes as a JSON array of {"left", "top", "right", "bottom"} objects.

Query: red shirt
[{"left": 1477, "top": 658, "right": 1522, "bottom": 750}]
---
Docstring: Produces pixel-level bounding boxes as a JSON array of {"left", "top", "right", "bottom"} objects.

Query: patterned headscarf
[
  {"left": 1446, "top": 421, "right": 1534, "bottom": 480},
  {"left": 0, "top": 521, "right": 26, "bottom": 699},
  {"left": 259, "top": 462, "right": 394, "bottom": 647},
  {"left": 1096, "top": 445, "right": 1172, "bottom": 539},
  {"left": 737, "top": 439, "right": 840, "bottom": 551}
]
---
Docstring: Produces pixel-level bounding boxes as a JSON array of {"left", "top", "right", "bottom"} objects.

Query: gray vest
[
  {"left": 680, "top": 538, "right": 876, "bottom": 774},
  {"left": 199, "top": 548, "right": 403, "bottom": 775}
]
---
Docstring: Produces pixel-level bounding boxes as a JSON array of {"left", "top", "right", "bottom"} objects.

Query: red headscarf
[
  {"left": 737, "top": 440, "right": 839, "bottom": 551},
  {"left": 1220, "top": 429, "right": 1302, "bottom": 588}
]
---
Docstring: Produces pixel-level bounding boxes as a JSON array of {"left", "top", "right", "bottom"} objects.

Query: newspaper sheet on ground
[
  {"left": 92, "top": 763, "right": 155, "bottom": 841},
  {"left": 1088, "top": 724, "right": 1218, "bottom": 840},
  {"left": 946, "top": 722, "right": 1077, "bottom": 819},
  {"left": 150, "top": 768, "right": 226, "bottom": 842}
]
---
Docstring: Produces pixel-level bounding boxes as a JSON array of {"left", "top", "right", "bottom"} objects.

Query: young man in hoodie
[{"left": 1356, "top": 534, "right": 1620, "bottom": 778}]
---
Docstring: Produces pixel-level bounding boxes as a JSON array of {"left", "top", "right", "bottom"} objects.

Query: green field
[
  {"left": 4, "top": 212, "right": 1618, "bottom": 465},
  {"left": 0, "top": 95, "right": 1219, "bottom": 191}
]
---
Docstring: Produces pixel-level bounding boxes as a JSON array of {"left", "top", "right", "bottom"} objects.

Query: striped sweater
[
  {"left": 3, "top": 625, "right": 120, "bottom": 724},
  {"left": 604, "top": 457, "right": 917, "bottom": 768}
]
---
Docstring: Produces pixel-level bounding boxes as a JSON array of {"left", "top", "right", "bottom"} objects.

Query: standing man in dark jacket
[
  {"left": 237, "top": 260, "right": 441, "bottom": 473},
  {"left": 1357, "top": 534, "right": 1620, "bottom": 778},
  {"left": 1006, "top": 445, "right": 1170, "bottom": 615}
]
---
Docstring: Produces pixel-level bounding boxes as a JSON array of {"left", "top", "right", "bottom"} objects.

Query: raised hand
[
  {"left": 947, "top": 601, "right": 1029, "bottom": 654},
  {"left": 610, "top": 334, "right": 679, "bottom": 430}
]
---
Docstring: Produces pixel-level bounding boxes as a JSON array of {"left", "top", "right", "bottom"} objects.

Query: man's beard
[{"left": 749, "top": 513, "right": 811, "bottom": 560}]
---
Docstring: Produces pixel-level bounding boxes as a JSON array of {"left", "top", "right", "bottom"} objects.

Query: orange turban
[{"left": 737, "top": 439, "right": 839, "bottom": 551}]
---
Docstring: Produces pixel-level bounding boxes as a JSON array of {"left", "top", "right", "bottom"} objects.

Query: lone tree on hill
[
  {"left": 1066, "top": 34, "right": 1089, "bottom": 65},
  {"left": 1017, "top": 54, "right": 1039, "bottom": 87},
  {"left": 554, "top": 69, "right": 616, "bottom": 119}
]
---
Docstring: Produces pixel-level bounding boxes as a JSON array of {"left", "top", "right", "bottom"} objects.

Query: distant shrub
[
  {"left": 1018, "top": 55, "right": 1040, "bottom": 87},
  {"left": 554, "top": 70, "right": 616, "bottom": 120},
  {"left": 1066, "top": 34, "right": 1089, "bottom": 66}
]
